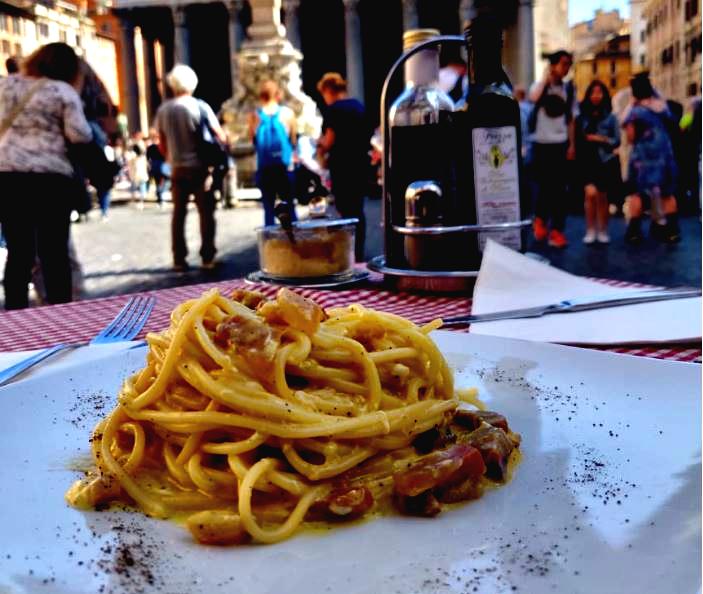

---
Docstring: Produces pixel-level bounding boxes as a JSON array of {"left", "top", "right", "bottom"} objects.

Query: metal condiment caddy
[{"left": 368, "top": 34, "right": 531, "bottom": 292}]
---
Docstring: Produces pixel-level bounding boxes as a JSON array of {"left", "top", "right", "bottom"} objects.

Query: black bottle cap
[{"left": 464, "top": 13, "right": 503, "bottom": 49}]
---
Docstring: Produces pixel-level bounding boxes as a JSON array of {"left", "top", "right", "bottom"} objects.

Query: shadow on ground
[{"left": 0, "top": 197, "right": 700, "bottom": 305}]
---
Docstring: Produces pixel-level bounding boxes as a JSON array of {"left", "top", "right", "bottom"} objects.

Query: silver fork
[{"left": 0, "top": 295, "right": 156, "bottom": 387}]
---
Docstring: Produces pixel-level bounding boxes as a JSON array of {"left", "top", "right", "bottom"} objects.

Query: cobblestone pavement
[
  {"left": 0, "top": 191, "right": 700, "bottom": 305},
  {"left": 64, "top": 194, "right": 387, "bottom": 300}
]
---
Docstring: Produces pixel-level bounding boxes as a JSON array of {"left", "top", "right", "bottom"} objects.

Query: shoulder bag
[
  {"left": 196, "top": 99, "right": 229, "bottom": 171},
  {"left": 0, "top": 78, "right": 47, "bottom": 141}
]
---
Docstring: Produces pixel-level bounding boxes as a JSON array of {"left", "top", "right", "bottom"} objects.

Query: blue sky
[{"left": 569, "top": 0, "right": 630, "bottom": 24}]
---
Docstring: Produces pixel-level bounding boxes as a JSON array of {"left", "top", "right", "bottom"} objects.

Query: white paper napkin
[{"left": 469, "top": 240, "right": 702, "bottom": 346}]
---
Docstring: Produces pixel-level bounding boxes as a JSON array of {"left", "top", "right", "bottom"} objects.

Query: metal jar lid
[{"left": 259, "top": 218, "right": 359, "bottom": 232}]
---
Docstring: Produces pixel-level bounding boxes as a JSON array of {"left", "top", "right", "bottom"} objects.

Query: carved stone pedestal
[{"left": 220, "top": 0, "right": 321, "bottom": 187}]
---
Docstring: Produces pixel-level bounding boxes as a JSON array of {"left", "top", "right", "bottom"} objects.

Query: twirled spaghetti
[{"left": 67, "top": 288, "right": 520, "bottom": 545}]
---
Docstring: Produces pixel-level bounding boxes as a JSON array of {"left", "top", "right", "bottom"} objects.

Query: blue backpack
[{"left": 255, "top": 108, "right": 293, "bottom": 168}]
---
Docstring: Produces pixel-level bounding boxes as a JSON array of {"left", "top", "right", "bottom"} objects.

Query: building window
[
  {"left": 610, "top": 60, "right": 616, "bottom": 73},
  {"left": 14, "top": 43, "right": 21, "bottom": 56},
  {"left": 0, "top": 14, "right": 7, "bottom": 32},
  {"left": 686, "top": 0, "right": 700, "bottom": 19},
  {"left": 640, "top": 54, "right": 646, "bottom": 66},
  {"left": 688, "top": 82, "right": 698, "bottom": 96},
  {"left": 38, "top": 23, "right": 49, "bottom": 38},
  {"left": 1, "top": 40, "right": 10, "bottom": 56},
  {"left": 59, "top": 30, "right": 67, "bottom": 43},
  {"left": 662, "top": 45, "right": 675, "bottom": 65},
  {"left": 610, "top": 77, "right": 617, "bottom": 89}
]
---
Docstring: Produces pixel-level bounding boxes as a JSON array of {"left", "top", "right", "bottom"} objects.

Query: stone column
[
  {"left": 458, "top": 0, "right": 474, "bottom": 29},
  {"left": 516, "top": 0, "right": 534, "bottom": 87},
  {"left": 159, "top": 34, "right": 175, "bottom": 99},
  {"left": 227, "top": 0, "right": 245, "bottom": 96},
  {"left": 172, "top": 5, "right": 190, "bottom": 65},
  {"left": 142, "top": 31, "right": 161, "bottom": 124},
  {"left": 248, "top": 0, "right": 286, "bottom": 39},
  {"left": 283, "top": 0, "right": 301, "bottom": 50},
  {"left": 117, "top": 12, "right": 141, "bottom": 134},
  {"left": 343, "top": 0, "right": 364, "bottom": 102},
  {"left": 401, "top": 0, "right": 419, "bottom": 32}
]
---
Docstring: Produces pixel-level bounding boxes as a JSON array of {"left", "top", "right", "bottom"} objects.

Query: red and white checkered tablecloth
[{"left": 0, "top": 277, "right": 700, "bottom": 363}]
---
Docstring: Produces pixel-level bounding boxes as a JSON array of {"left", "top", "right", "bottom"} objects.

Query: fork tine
[
  {"left": 109, "top": 296, "right": 148, "bottom": 340},
  {"left": 91, "top": 297, "right": 140, "bottom": 343},
  {"left": 121, "top": 296, "right": 156, "bottom": 340},
  {"left": 115, "top": 296, "right": 153, "bottom": 340}
]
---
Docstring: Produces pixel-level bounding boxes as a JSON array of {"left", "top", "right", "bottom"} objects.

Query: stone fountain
[{"left": 220, "top": 0, "right": 322, "bottom": 188}]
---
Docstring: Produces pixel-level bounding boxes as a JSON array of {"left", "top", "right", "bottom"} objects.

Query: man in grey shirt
[{"left": 155, "top": 64, "right": 227, "bottom": 271}]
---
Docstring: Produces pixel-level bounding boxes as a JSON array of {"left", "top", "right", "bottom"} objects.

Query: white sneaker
[
  {"left": 583, "top": 229, "right": 597, "bottom": 244},
  {"left": 597, "top": 231, "right": 610, "bottom": 244}
]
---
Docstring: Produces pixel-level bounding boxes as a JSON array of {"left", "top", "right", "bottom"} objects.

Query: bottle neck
[
  {"left": 404, "top": 49, "right": 440, "bottom": 87},
  {"left": 469, "top": 40, "right": 503, "bottom": 85},
  {"left": 466, "top": 18, "right": 504, "bottom": 86}
]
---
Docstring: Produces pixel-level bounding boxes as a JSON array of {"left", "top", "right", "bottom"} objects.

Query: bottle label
[{"left": 471, "top": 126, "right": 521, "bottom": 251}]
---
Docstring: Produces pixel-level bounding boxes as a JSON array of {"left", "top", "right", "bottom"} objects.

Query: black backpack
[{"left": 528, "top": 80, "right": 575, "bottom": 134}]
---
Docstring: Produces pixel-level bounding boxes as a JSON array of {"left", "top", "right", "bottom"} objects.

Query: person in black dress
[{"left": 575, "top": 80, "right": 620, "bottom": 244}]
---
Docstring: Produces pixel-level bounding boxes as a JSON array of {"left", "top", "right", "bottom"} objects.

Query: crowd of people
[
  {"left": 0, "top": 39, "right": 373, "bottom": 310},
  {"left": 0, "top": 38, "right": 700, "bottom": 312},
  {"left": 515, "top": 49, "right": 701, "bottom": 248}
]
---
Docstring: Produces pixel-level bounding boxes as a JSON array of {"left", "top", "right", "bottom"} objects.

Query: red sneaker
[
  {"left": 533, "top": 217, "right": 548, "bottom": 241},
  {"left": 548, "top": 229, "right": 568, "bottom": 249}
]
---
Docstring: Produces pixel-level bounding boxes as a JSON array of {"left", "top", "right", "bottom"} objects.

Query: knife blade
[{"left": 438, "top": 287, "right": 702, "bottom": 327}]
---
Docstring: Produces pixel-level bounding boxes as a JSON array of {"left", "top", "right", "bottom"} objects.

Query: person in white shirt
[{"left": 528, "top": 50, "right": 576, "bottom": 249}]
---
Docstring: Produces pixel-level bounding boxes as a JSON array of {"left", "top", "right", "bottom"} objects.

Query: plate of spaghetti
[
  {"left": 66, "top": 288, "right": 521, "bottom": 546},
  {"left": 0, "top": 288, "right": 699, "bottom": 594}
]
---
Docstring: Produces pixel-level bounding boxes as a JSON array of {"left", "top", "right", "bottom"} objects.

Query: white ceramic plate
[{"left": 0, "top": 332, "right": 699, "bottom": 594}]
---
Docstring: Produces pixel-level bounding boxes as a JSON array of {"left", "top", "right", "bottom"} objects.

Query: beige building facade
[
  {"left": 0, "top": 1, "right": 120, "bottom": 107},
  {"left": 533, "top": 0, "right": 570, "bottom": 76},
  {"left": 643, "top": 0, "right": 701, "bottom": 102},
  {"left": 570, "top": 8, "right": 627, "bottom": 57},
  {"left": 630, "top": 0, "right": 647, "bottom": 69},
  {"left": 573, "top": 33, "right": 632, "bottom": 100}
]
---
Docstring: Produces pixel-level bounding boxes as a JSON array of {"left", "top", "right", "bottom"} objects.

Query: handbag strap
[{"left": 0, "top": 78, "right": 47, "bottom": 141}]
